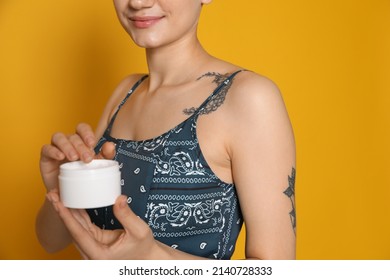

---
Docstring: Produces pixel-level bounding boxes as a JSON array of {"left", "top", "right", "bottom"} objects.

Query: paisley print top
[{"left": 88, "top": 71, "right": 243, "bottom": 259}]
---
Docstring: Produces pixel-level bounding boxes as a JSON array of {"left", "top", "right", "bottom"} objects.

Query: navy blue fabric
[{"left": 88, "top": 71, "right": 243, "bottom": 259}]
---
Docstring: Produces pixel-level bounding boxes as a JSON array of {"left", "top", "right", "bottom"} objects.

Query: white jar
[{"left": 59, "top": 159, "right": 121, "bottom": 209}]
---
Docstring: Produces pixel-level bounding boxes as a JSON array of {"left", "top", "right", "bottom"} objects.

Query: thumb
[
  {"left": 96, "top": 141, "right": 116, "bottom": 160},
  {"left": 113, "top": 195, "right": 145, "bottom": 236}
]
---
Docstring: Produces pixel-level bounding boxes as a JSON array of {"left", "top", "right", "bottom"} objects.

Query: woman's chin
[{"left": 131, "top": 36, "right": 163, "bottom": 49}]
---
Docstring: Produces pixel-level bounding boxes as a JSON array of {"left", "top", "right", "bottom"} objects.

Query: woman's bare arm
[{"left": 226, "top": 73, "right": 296, "bottom": 259}]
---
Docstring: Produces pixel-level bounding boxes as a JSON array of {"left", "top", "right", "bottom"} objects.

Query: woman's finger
[
  {"left": 68, "top": 134, "right": 94, "bottom": 162},
  {"left": 40, "top": 144, "right": 65, "bottom": 162},
  {"left": 69, "top": 209, "right": 92, "bottom": 231},
  {"left": 113, "top": 195, "right": 150, "bottom": 239},
  {"left": 76, "top": 123, "right": 96, "bottom": 149},
  {"left": 51, "top": 132, "right": 79, "bottom": 161},
  {"left": 96, "top": 141, "right": 116, "bottom": 160}
]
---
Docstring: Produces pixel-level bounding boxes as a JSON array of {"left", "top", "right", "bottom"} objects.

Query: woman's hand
[
  {"left": 40, "top": 123, "right": 115, "bottom": 193},
  {"left": 47, "top": 193, "right": 162, "bottom": 260}
]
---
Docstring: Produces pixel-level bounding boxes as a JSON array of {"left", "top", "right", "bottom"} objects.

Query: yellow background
[{"left": 0, "top": 0, "right": 389, "bottom": 259}]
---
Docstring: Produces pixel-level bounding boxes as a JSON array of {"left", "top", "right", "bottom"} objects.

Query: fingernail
[
  {"left": 69, "top": 151, "right": 78, "bottom": 161},
  {"left": 120, "top": 196, "right": 128, "bottom": 208},
  {"left": 56, "top": 152, "right": 65, "bottom": 160},
  {"left": 83, "top": 152, "right": 93, "bottom": 162}
]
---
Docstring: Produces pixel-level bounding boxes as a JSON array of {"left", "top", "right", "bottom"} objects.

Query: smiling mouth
[{"left": 129, "top": 16, "right": 164, "bottom": 28}]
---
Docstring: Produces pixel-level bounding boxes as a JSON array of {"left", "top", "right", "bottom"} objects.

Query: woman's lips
[{"left": 129, "top": 16, "right": 164, "bottom": 28}]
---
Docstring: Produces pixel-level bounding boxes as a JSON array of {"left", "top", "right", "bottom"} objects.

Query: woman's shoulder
[
  {"left": 111, "top": 73, "right": 148, "bottom": 99},
  {"left": 221, "top": 68, "right": 294, "bottom": 147},
  {"left": 232, "top": 70, "right": 280, "bottom": 95},
  {"left": 222, "top": 69, "right": 295, "bottom": 168},
  {"left": 226, "top": 70, "right": 286, "bottom": 116},
  {"left": 95, "top": 74, "right": 147, "bottom": 136},
  {"left": 104, "top": 74, "right": 147, "bottom": 108}
]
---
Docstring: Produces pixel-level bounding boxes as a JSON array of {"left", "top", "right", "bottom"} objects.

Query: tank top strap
[
  {"left": 192, "top": 70, "right": 245, "bottom": 116},
  {"left": 105, "top": 75, "right": 148, "bottom": 134}
]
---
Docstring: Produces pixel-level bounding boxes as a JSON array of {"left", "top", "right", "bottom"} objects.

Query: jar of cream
[{"left": 59, "top": 159, "right": 121, "bottom": 209}]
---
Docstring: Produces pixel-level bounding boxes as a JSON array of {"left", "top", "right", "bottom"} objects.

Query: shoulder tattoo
[
  {"left": 183, "top": 72, "right": 237, "bottom": 116},
  {"left": 283, "top": 167, "right": 296, "bottom": 235}
]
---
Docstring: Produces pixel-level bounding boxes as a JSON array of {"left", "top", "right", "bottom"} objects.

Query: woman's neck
[{"left": 144, "top": 35, "right": 213, "bottom": 91}]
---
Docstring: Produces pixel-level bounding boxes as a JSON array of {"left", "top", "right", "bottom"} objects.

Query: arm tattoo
[
  {"left": 183, "top": 72, "right": 235, "bottom": 116},
  {"left": 283, "top": 167, "right": 296, "bottom": 235}
]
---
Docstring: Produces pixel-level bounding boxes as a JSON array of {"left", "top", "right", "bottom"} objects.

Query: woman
[{"left": 36, "top": 0, "right": 296, "bottom": 260}]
